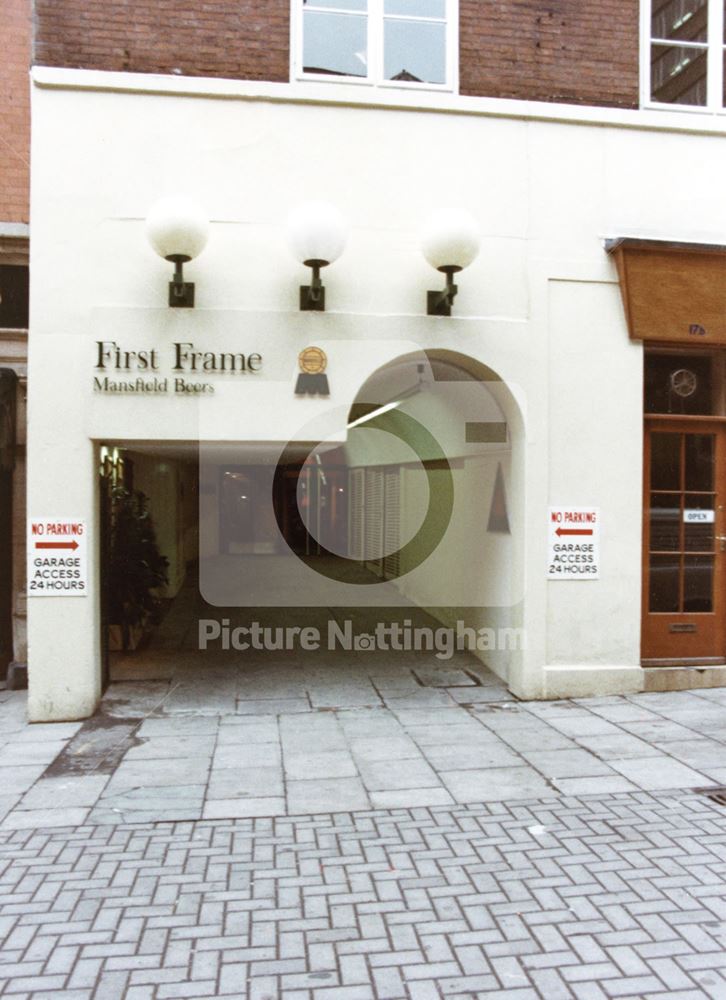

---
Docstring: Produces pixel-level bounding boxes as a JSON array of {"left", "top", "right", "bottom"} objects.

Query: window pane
[
  {"left": 649, "top": 554, "right": 680, "bottom": 612},
  {"left": 651, "top": 43, "right": 708, "bottom": 105},
  {"left": 650, "top": 493, "right": 681, "bottom": 551},
  {"left": 385, "top": 0, "right": 446, "bottom": 17},
  {"left": 644, "top": 354, "right": 713, "bottom": 415},
  {"left": 683, "top": 555, "right": 713, "bottom": 611},
  {"left": 652, "top": 0, "right": 708, "bottom": 42},
  {"left": 650, "top": 433, "right": 680, "bottom": 490},
  {"left": 384, "top": 18, "right": 445, "bottom": 83},
  {"left": 684, "top": 434, "right": 714, "bottom": 492},
  {"left": 0, "top": 266, "right": 29, "bottom": 329},
  {"left": 303, "top": 10, "right": 367, "bottom": 76},
  {"left": 306, "top": 0, "right": 367, "bottom": 10}
]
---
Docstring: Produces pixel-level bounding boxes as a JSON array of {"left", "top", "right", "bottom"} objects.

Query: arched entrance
[{"left": 99, "top": 348, "right": 525, "bottom": 701}]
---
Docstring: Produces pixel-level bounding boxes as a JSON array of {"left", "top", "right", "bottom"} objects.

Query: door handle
[{"left": 718, "top": 535, "right": 726, "bottom": 550}]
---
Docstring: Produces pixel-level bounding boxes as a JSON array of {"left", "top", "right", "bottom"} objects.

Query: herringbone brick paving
[{"left": 1, "top": 790, "right": 725, "bottom": 999}]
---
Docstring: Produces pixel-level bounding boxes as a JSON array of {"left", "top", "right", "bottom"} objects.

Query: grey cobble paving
[{"left": 0, "top": 791, "right": 725, "bottom": 998}]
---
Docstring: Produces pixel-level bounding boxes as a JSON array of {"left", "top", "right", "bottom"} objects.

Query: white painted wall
[{"left": 28, "top": 69, "right": 726, "bottom": 718}]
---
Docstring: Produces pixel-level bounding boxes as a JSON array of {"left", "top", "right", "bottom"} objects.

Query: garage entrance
[{"left": 99, "top": 350, "right": 524, "bottom": 696}]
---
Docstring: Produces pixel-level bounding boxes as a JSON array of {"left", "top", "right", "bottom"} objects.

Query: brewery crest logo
[{"left": 295, "top": 346, "right": 330, "bottom": 396}]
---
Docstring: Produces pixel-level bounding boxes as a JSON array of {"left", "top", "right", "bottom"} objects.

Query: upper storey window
[
  {"left": 295, "top": 0, "right": 456, "bottom": 90},
  {"left": 646, "top": 0, "right": 725, "bottom": 108}
]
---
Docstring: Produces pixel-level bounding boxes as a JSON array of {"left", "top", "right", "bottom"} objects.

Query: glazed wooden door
[{"left": 643, "top": 420, "right": 726, "bottom": 663}]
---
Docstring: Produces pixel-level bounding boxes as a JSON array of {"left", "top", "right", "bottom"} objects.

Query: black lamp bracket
[
  {"left": 300, "top": 259, "right": 327, "bottom": 312},
  {"left": 167, "top": 254, "right": 195, "bottom": 308},
  {"left": 427, "top": 266, "right": 461, "bottom": 317}
]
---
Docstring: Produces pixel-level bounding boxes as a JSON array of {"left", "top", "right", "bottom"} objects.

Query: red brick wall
[
  {"left": 33, "top": 1, "right": 639, "bottom": 110},
  {"left": 460, "top": 1, "right": 639, "bottom": 109},
  {"left": 1, "top": 0, "right": 30, "bottom": 224},
  {"left": 33, "top": 1, "right": 290, "bottom": 83}
]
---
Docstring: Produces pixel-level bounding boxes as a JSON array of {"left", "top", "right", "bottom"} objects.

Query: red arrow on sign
[
  {"left": 35, "top": 541, "right": 79, "bottom": 550},
  {"left": 556, "top": 528, "right": 593, "bottom": 537}
]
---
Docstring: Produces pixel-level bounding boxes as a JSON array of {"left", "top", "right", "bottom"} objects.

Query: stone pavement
[
  {"left": 2, "top": 671, "right": 726, "bottom": 997},
  {"left": 2, "top": 664, "right": 726, "bottom": 828},
  {"left": 1, "top": 790, "right": 726, "bottom": 999}
]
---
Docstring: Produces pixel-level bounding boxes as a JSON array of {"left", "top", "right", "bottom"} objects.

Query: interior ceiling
[{"left": 353, "top": 350, "right": 501, "bottom": 405}]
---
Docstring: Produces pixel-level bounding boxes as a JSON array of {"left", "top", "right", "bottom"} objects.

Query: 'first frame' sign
[{"left": 27, "top": 518, "right": 88, "bottom": 596}]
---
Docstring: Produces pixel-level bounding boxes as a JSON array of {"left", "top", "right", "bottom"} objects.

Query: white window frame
[
  {"left": 291, "top": 0, "right": 459, "bottom": 93},
  {"left": 641, "top": 0, "right": 725, "bottom": 112}
]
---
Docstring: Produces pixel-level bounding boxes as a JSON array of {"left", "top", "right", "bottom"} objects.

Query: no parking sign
[
  {"left": 27, "top": 518, "right": 88, "bottom": 596},
  {"left": 547, "top": 507, "right": 600, "bottom": 580}
]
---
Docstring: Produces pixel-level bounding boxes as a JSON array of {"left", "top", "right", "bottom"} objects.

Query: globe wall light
[
  {"left": 421, "top": 210, "right": 480, "bottom": 316},
  {"left": 287, "top": 201, "right": 349, "bottom": 311},
  {"left": 146, "top": 196, "right": 210, "bottom": 308}
]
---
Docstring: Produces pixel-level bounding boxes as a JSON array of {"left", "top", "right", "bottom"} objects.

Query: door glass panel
[
  {"left": 683, "top": 492, "right": 715, "bottom": 551},
  {"left": 649, "top": 554, "right": 680, "bottom": 612},
  {"left": 684, "top": 434, "right": 714, "bottom": 491},
  {"left": 650, "top": 492, "right": 681, "bottom": 551},
  {"left": 684, "top": 555, "right": 713, "bottom": 612},
  {"left": 650, "top": 433, "right": 681, "bottom": 490}
]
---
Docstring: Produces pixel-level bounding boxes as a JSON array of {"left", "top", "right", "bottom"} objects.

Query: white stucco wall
[{"left": 26, "top": 68, "right": 726, "bottom": 718}]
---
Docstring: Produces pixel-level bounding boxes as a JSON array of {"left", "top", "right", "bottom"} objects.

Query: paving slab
[
  {"left": 357, "top": 758, "right": 440, "bottom": 791},
  {"left": 124, "top": 735, "right": 217, "bottom": 760},
  {"left": 136, "top": 716, "right": 219, "bottom": 736},
  {"left": 215, "top": 720, "right": 279, "bottom": 744},
  {"left": 208, "top": 765, "right": 284, "bottom": 797},
  {"left": 0, "top": 741, "right": 71, "bottom": 767},
  {"left": 549, "top": 775, "right": 640, "bottom": 795},
  {"left": 369, "top": 787, "right": 455, "bottom": 808},
  {"left": 608, "top": 756, "right": 715, "bottom": 790},
  {"left": 102, "top": 756, "right": 211, "bottom": 792},
  {"left": 574, "top": 732, "right": 663, "bottom": 759},
  {"left": 521, "top": 748, "right": 618, "bottom": 779},
  {"left": 202, "top": 797, "right": 286, "bottom": 819},
  {"left": 0, "top": 794, "right": 19, "bottom": 822},
  {"left": 651, "top": 739, "right": 726, "bottom": 772},
  {"left": 423, "top": 743, "right": 523, "bottom": 771},
  {"left": 447, "top": 687, "right": 514, "bottom": 703},
  {"left": 1, "top": 806, "right": 90, "bottom": 829},
  {"left": 620, "top": 719, "right": 709, "bottom": 742},
  {"left": 236, "top": 698, "right": 311, "bottom": 715},
  {"left": 13, "top": 723, "right": 84, "bottom": 742},
  {"left": 213, "top": 742, "right": 282, "bottom": 769},
  {"left": 0, "top": 764, "right": 51, "bottom": 796},
  {"left": 286, "top": 777, "right": 371, "bottom": 813},
  {"left": 348, "top": 736, "right": 422, "bottom": 762},
  {"left": 403, "top": 724, "right": 498, "bottom": 747},
  {"left": 481, "top": 726, "right": 577, "bottom": 753},
  {"left": 283, "top": 750, "right": 358, "bottom": 780},
  {"left": 20, "top": 774, "right": 110, "bottom": 809},
  {"left": 439, "top": 766, "right": 553, "bottom": 803}
]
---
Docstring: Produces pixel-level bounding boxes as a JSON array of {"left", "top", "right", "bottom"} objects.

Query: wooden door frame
[{"left": 642, "top": 414, "right": 726, "bottom": 665}]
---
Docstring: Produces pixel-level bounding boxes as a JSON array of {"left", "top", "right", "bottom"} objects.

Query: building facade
[
  {"left": 26, "top": 0, "right": 726, "bottom": 720},
  {"left": 1, "top": 0, "right": 30, "bottom": 689}
]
